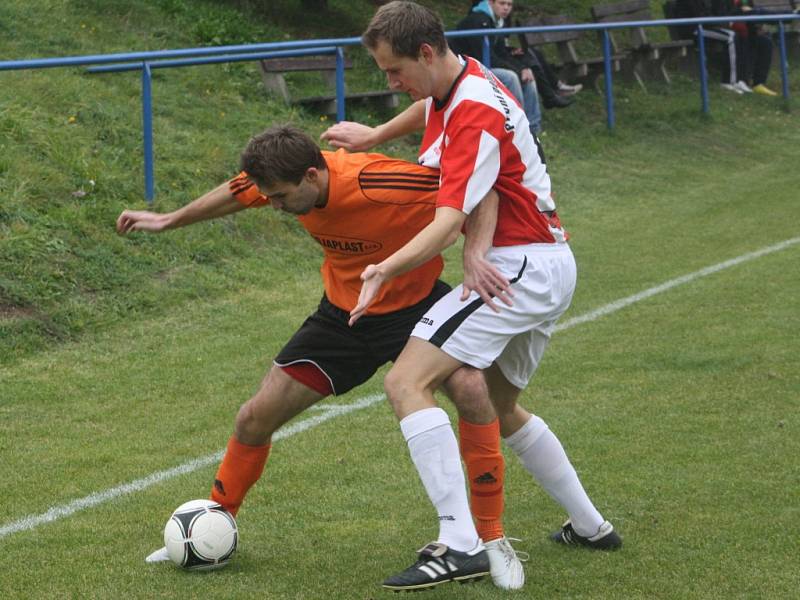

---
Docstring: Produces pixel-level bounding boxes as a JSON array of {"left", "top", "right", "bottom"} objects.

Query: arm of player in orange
[{"left": 116, "top": 181, "right": 248, "bottom": 235}]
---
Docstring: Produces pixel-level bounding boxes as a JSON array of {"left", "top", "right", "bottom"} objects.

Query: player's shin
[
  {"left": 505, "top": 415, "right": 604, "bottom": 537},
  {"left": 458, "top": 418, "right": 505, "bottom": 542},
  {"left": 210, "top": 436, "right": 270, "bottom": 516},
  {"left": 400, "top": 408, "right": 480, "bottom": 552}
]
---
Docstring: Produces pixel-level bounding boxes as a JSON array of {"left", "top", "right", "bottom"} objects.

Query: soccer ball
[{"left": 163, "top": 499, "right": 238, "bottom": 570}]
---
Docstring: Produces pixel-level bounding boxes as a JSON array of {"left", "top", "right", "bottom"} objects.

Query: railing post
[
  {"left": 141, "top": 61, "right": 154, "bottom": 204},
  {"left": 697, "top": 25, "right": 710, "bottom": 115},
  {"left": 482, "top": 35, "right": 491, "bottom": 67},
  {"left": 335, "top": 47, "right": 346, "bottom": 122},
  {"left": 602, "top": 29, "right": 615, "bottom": 130},
  {"left": 777, "top": 22, "right": 790, "bottom": 101}
]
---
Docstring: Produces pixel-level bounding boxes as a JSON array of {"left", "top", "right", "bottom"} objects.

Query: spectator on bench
[
  {"left": 727, "top": 0, "right": 780, "bottom": 96},
  {"left": 450, "top": 0, "right": 544, "bottom": 135},
  {"left": 675, "top": 0, "right": 750, "bottom": 93},
  {"left": 450, "top": 0, "right": 572, "bottom": 134}
]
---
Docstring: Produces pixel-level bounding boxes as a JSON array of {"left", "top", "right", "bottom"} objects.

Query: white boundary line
[
  {"left": 556, "top": 237, "right": 800, "bottom": 332},
  {"left": 0, "top": 394, "right": 385, "bottom": 539},
  {"left": 1, "top": 237, "right": 797, "bottom": 540}
]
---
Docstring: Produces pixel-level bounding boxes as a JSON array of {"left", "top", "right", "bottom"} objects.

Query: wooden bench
[
  {"left": 520, "top": 14, "right": 624, "bottom": 92},
  {"left": 752, "top": 0, "right": 799, "bottom": 25},
  {"left": 259, "top": 55, "right": 400, "bottom": 115},
  {"left": 590, "top": 0, "right": 694, "bottom": 88}
]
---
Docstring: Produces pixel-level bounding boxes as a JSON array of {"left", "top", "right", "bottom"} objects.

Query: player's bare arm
[
  {"left": 462, "top": 190, "right": 513, "bottom": 311},
  {"left": 116, "top": 181, "right": 247, "bottom": 234},
  {"left": 349, "top": 206, "right": 465, "bottom": 326},
  {"left": 321, "top": 99, "right": 426, "bottom": 151}
]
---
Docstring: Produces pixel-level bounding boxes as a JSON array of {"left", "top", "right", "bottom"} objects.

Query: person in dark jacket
[{"left": 449, "top": 0, "right": 572, "bottom": 134}]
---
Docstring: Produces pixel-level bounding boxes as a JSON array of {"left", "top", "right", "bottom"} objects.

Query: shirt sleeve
[
  {"left": 229, "top": 172, "right": 270, "bottom": 207},
  {"left": 436, "top": 102, "right": 502, "bottom": 215}
]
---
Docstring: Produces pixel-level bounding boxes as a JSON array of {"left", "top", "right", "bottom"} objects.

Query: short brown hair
[
  {"left": 240, "top": 125, "right": 326, "bottom": 187},
  {"left": 362, "top": 1, "right": 448, "bottom": 59}
]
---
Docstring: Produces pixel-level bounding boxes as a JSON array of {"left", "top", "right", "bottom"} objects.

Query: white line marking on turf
[
  {"left": 0, "top": 393, "right": 385, "bottom": 539},
  {"left": 556, "top": 237, "right": 800, "bottom": 332},
  {"left": 2, "top": 236, "right": 798, "bottom": 540}
]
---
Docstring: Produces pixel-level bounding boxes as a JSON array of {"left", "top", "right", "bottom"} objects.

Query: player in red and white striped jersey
[
  {"left": 417, "top": 53, "right": 567, "bottom": 247},
  {"left": 323, "top": 1, "right": 620, "bottom": 592}
]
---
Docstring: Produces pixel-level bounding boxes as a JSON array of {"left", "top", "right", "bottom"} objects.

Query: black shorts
[{"left": 274, "top": 280, "right": 451, "bottom": 395}]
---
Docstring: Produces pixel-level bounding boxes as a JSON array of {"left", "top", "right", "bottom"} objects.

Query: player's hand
[
  {"left": 520, "top": 68, "right": 535, "bottom": 84},
  {"left": 320, "top": 121, "right": 378, "bottom": 152},
  {"left": 116, "top": 209, "right": 170, "bottom": 234},
  {"left": 461, "top": 254, "right": 513, "bottom": 312},
  {"left": 349, "top": 264, "right": 385, "bottom": 326}
]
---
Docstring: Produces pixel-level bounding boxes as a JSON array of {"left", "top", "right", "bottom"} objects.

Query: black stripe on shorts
[{"left": 428, "top": 256, "right": 528, "bottom": 348}]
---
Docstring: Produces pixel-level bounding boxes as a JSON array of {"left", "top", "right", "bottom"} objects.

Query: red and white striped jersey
[{"left": 419, "top": 56, "right": 567, "bottom": 246}]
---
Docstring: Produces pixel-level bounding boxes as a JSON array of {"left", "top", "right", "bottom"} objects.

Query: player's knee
[
  {"left": 383, "top": 366, "right": 430, "bottom": 417},
  {"left": 234, "top": 398, "right": 273, "bottom": 445},
  {"left": 383, "top": 367, "right": 411, "bottom": 403},
  {"left": 446, "top": 371, "right": 495, "bottom": 424}
]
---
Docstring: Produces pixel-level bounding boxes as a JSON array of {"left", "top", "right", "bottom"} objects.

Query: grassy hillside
[{"left": 1, "top": 0, "right": 798, "bottom": 365}]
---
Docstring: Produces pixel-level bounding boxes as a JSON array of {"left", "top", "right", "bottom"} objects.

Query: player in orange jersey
[{"left": 116, "top": 124, "right": 519, "bottom": 586}]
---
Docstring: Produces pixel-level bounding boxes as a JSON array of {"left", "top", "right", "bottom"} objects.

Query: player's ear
[
  {"left": 419, "top": 43, "right": 435, "bottom": 63},
  {"left": 304, "top": 167, "right": 319, "bottom": 182}
]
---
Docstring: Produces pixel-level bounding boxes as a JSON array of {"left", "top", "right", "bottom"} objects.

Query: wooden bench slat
[
  {"left": 591, "top": 0, "right": 698, "bottom": 87},
  {"left": 260, "top": 56, "right": 353, "bottom": 72},
  {"left": 591, "top": 0, "right": 650, "bottom": 19},
  {"left": 297, "top": 90, "right": 400, "bottom": 115},
  {"left": 519, "top": 14, "right": 624, "bottom": 92},
  {"left": 258, "top": 53, "right": 398, "bottom": 114},
  {"left": 299, "top": 90, "right": 399, "bottom": 103}
]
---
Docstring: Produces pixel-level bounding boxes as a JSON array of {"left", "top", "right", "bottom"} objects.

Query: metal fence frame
[{"left": 1, "top": 14, "right": 796, "bottom": 202}]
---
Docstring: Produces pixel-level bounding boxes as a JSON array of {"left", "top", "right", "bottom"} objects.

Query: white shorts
[{"left": 411, "top": 243, "right": 576, "bottom": 389}]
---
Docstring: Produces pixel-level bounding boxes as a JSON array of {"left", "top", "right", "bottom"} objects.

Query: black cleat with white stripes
[
  {"left": 382, "top": 542, "right": 490, "bottom": 592},
  {"left": 550, "top": 519, "right": 622, "bottom": 550}
]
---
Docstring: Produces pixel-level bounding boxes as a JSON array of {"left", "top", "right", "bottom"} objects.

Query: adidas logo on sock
[
  {"left": 214, "top": 479, "right": 226, "bottom": 496},
  {"left": 473, "top": 471, "right": 498, "bottom": 485}
]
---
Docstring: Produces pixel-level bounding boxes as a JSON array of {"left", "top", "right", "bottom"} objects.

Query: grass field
[{"left": 2, "top": 0, "right": 800, "bottom": 598}]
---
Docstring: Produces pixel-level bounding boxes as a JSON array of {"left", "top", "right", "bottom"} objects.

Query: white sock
[
  {"left": 505, "top": 415, "right": 604, "bottom": 537},
  {"left": 400, "top": 407, "right": 480, "bottom": 552}
]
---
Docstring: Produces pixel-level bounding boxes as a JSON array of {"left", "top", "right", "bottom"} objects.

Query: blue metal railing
[
  {"left": 1, "top": 14, "right": 796, "bottom": 201},
  {"left": 93, "top": 47, "right": 342, "bottom": 201}
]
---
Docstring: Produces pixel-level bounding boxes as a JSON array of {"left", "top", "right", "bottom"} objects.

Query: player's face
[
  {"left": 369, "top": 40, "right": 434, "bottom": 101},
  {"left": 260, "top": 171, "right": 321, "bottom": 215}
]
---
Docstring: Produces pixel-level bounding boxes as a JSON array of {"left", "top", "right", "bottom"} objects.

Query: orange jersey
[{"left": 229, "top": 149, "right": 443, "bottom": 314}]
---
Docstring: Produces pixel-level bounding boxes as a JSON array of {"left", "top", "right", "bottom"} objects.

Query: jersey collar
[{"left": 433, "top": 56, "right": 469, "bottom": 112}]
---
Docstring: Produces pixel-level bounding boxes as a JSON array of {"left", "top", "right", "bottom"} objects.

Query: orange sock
[
  {"left": 210, "top": 436, "right": 270, "bottom": 517},
  {"left": 459, "top": 418, "right": 505, "bottom": 542}
]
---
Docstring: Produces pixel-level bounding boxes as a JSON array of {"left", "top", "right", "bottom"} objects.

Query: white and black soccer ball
[{"left": 163, "top": 499, "right": 238, "bottom": 570}]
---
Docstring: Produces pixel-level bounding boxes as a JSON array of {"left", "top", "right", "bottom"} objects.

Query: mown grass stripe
[
  {"left": 556, "top": 237, "right": 800, "bottom": 332},
  {"left": 0, "top": 393, "right": 385, "bottom": 539},
  {"left": 1, "top": 236, "right": 797, "bottom": 540}
]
